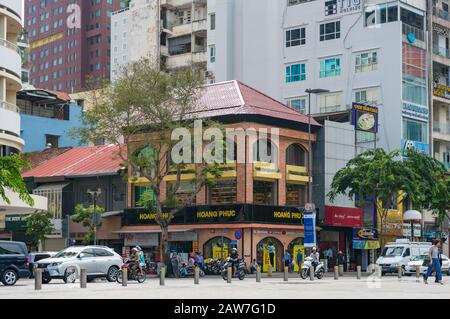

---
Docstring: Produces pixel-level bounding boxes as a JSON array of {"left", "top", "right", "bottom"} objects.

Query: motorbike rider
[
  {"left": 136, "top": 246, "right": 145, "bottom": 273},
  {"left": 229, "top": 248, "right": 240, "bottom": 275},
  {"left": 128, "top": 247, "right": 141, "bottom": 273},
  {"left": 310, "top": 247, "right": 320, "bottom": 272}
]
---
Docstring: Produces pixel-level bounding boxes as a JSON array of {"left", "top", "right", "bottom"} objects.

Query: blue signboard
[
  {"left": 353, "top": 228, "right": 378, "bottom": 240},
  {"left": 303, "top": 212, "right": 316, "bottom": 248},
  {"left": 401, "top": 139, "right": 430, "bottom": 156},
  {"left": 234, "top": 230, "right": 242, "bottom": 240}
]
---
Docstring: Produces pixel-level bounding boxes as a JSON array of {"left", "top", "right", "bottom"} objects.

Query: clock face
[{"left": 357, "top": 113, "right": 375, "bottom": 131}]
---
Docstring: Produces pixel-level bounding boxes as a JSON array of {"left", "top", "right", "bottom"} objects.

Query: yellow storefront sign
[
  {"left": 212, "top": 244, "right": 228, "bottom": 259},
  {"left": 263, "top": 245, "right": 276, "bottom": 272},
  {"left": 293, "top": 245, "right": 305, "bottom": 272},
  {"left": 30, "top": 32, "right": 64, "bottom": 49}
]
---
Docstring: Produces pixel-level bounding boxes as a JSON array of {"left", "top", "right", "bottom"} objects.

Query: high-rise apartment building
[
  {"left": 111, "top": 0, "right": 208, "bottom": 81},
  {"left": 25, "top": 0, "right": 124, "bottom": 93}
]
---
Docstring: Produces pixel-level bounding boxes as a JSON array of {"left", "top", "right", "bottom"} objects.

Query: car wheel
[
  {"left": 107, "top": 266, "right": 119, "bottom": 282},
  {"left": 63, "top": 267, "right": 77, "bottom": 284},
  {"left": 42, "top": 275, "right": 52, "bottom": 284},
  {"left": 1, "top": 269, "right": 18, "bottom": 286}
]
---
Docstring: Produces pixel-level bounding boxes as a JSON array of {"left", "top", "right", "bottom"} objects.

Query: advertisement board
[
  {"left": 353, "top": 227, "right": 378, "bottom": 240},
  {"left": 351, "top": 102, "right": 379, "bottom": 133},
  {"left": 401, "top": 139, "right": 430, "bottom": 156},
  {"left": 303, "top": 212, "right": 316, "bottom": 248}
]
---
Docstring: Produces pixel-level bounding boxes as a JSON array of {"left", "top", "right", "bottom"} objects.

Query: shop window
[
  {"left": 253, "top": 139, "right": 278, "bottom": 163},
  {"left": 208, "top": 180, "right": 237, "bottom": 205},
  {"left": 203, "top": 236, "right": 232, "bottom": 259},
  {"left": 286, "top": 144, "right": 306, "bottom": 166},
  {"left": 287, "top": 237, "right": 305, "bottom": 272},
  {"left": 253, "top": 180, "right": 277, "bottom": 205},
  {"left": 286, "top": 184, "right": 306, "bottom": 207},
  {"left": 256, "top": 237, "right": 284, "bottom": 272}
]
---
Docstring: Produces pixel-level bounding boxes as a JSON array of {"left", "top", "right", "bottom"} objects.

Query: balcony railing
[
  {"left": 0, "top": 101, "right": 19, "bottom": 113},
  {"left": 402, "top": 23, "right": 425, "bottom": 44},
  {"left": 433, "top": 121, "right": 450, "bottom": 135},
  {"left": 0, "top": 38, "right": 18, "bottom": 53},
  {"left": 433, "top": 44, "right": 450, "bottom": 59}
]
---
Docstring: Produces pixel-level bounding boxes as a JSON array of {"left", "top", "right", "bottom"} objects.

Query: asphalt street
[{"left": 1, "top": 273, "right": 449, "bottom": 299}]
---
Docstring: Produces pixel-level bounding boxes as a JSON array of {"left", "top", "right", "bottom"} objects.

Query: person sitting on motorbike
[
  {"left": 136, "top": 246, "right": 145, "bottom": 274},
  {"left": 229, "top": 248, "right": 240, "bottom": 275},
  {"left": 310, "top": 247, "right": 320, "bottom": 271},
  {"left": 128, "top": 247, "right": 140, "bottom": 273}
]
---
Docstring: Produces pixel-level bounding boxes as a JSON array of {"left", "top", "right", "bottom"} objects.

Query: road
[{"left": 1, "top": 273, "right": 449, "bottom": 299}]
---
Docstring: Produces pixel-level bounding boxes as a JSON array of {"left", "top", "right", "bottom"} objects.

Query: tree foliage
[
  {"left": 71, "top": 204, "right": 105, "bottom": 244},
  {"left": 0, "top": 155, "right": 34, "bottom": 206},
  {"left": 26, "top": 212, "right": 53, "bottom": 249}
]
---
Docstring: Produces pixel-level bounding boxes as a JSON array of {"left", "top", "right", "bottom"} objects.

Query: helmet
[
  {"left": 312, "top": 247, "right": 317, "bottom": 251},
  {"left": 232, "top": 248, "right": 237, "bottom": 252},
  {"left": 131, "top": 248, "right": 138, "bottom": 253},
  {"left": 136, "top": 245, "right": 142, "bottom": 251}
]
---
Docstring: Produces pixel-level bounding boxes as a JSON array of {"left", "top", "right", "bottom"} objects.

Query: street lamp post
[
  {"left": 305, "top": 88, "right": 330, "bottom": 205},
  {"left": 87, "top": 188, "right": 102, "bottom": 246}
]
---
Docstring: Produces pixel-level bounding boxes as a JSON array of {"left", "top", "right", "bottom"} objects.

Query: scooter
[
  {"left": 221, "top": 257, "right": 246, "bottom": 280},
  {"left": 299, "top": 256, "right": 325, "bottom": 279},
  {"left": 179, "top": 263, "right": 206, "bottom": 278},
  {"left": 116, "top": 258, "right": 146, "bottom": 283}
]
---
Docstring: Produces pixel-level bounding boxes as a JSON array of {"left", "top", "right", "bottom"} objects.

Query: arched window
[
  {"left": 203, "top": 236, "right": 232, "bottom": 259},
  {"left": 252, "top": 139, "right": 278, "bottom": 163},
  {"left": 286, "top": 143, "right": 306, "bottom": 166},
  {"left": 256, "top": 237, "right": 284, "bottom": 272}
]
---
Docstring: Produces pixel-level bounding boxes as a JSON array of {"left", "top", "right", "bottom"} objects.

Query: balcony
[
  {"left": 433, "top": 121, "right": 450, "bottom": 141},
  {"left": 166, "top": 50, "right": 207, "bottom": 69},
  {"left": 402, "top": 23, "right": 425, "bottom": 49},
  {"left": 433, "top": 44, "right": 450, "bottom": 59},
  {"left": 253, "top": 162, "right": 281, "bottom": 180},
  {"left": 286, "top": 165, "right": 310, "bottom": 183}
]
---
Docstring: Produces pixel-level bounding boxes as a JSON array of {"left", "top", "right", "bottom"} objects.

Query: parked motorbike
[
  {"left": 221, "top": 257, "right": 246, "bottom": 280},
  {"left": 299, "top": 256, "right": 325, "bottom": 279},
  {"left": 145, "top": 261, "right": 157, "bottom": 276},
  {"left": 179, "top": 263, "right": 206, "bottom": 278},
  {"left": 116, "top": 258, "right": 146, "bottom": 283},
  {"left": 204, "top": 258, "right": 223, "bottom": 275}
]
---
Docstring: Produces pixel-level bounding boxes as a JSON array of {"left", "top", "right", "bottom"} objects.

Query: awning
[
  {"left": 102, "top": 210, "right": 123, "bottom": 218},
  {"left": 113, "top": 228, "right": 194, "bottom": 234},
  {"left": 33, "top": 183, "right": 70, "bottom": 193}
]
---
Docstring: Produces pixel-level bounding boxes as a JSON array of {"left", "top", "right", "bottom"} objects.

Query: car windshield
[
  {"left": 381, "top": 246, "right": 404, "bottom": 257},
  {"left": 412, "top": 255, "right": 428, "bottom": 261},
  {"left": 53, "top": 249, "right": 80, "bottom": 258}
]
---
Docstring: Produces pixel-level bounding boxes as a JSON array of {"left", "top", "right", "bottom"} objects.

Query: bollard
[
  {"left": 122, "top": 268, "right": 128, "bottom": 287},
  {"left": 194, "top": 267, "right": 200, "bottom": 285},
  {"left": 415, "top": 265, "right": 421, "bottom": 282},
  {"left": 371, "top": 264, "right": 376, "bottom": 274},
  {"left": 309, "top": 265, "right": 314, "bottom": 281},
  {"left": 34, "top": 269, "right": 42, "bottom": 290},
  {"left": 227, "top": 267, "right": 232, "bottom": 284},
  {"left": 334, "top": 266, "right": 339, "bottom": 280},
  {"left": 356, "top": 266, "right": 361, "bottom": 280},
  {"left": 377, "top": 265, "right": 382, "bottom": 279},
  {"left": 284, "top": 266, "right": 289, "bottom": 282},
  {"left": 323, "top": 259, "right": 328, "bottom": 272},
  {"left": 397, "top": 266, "right": 402, "bottom": 279},
  {"left": 80, "top": 269, "right": 87, "bottom": 288},
  {"left": 160, "top": 267, "right": 165, "bottom": 286},
  {"left": 256, "top": 266, "right": 261, "bottom": 283},
  {"left": 338, "top": 265, "right": 344, "bottom": 277},
  {"left": 268, "top": 265, "right": 273, "bottom": 278}
]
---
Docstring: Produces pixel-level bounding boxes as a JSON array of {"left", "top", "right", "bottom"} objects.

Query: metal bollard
[
  {"left": 122, "top": 268, "right": 128, "bottom": 287},
  {"left": 227, "top": 267, "right": 232, "bottom": 284},
  {"left": 194, "top": 267, "right": 200, "bottom": 285},
  {"left": 34, "top": 269, "right": 42, "bottom": 290},
  {"left": 334, "top": 266, "right": 339, "bottom": 280},
  {"left": 416, "top": 265, "right": 421, "bottom": 282},
  {"left": 268, "top": 265, "right": 273, "bottom": 278},
  {"left": 377, "top": 265, "right": 382, "bottom": 279},
  {"left": 284, "top": 266, "right": 288, "bottom": 282},
  {"left": 309, "top": 265, "right": 314, "bottom": 281},
  {"left": 338, "top": 265, "right": 344, "bottom": 277},
  {"left": 256, "top": 266, "right": 261, "bottom": 283},
  {"left": 371, "top": 264, "right": 376, "bottom": 274},
  {"left": 397, "top": 266, "right": 402, "bottom": 279},
  {"left": 324, "top": 259, "right": 328, "bottom": 272},
  {"left": 160, "top": 267, "right": 165, "bottom": 286},
  {"left": 357, "top": 266, "right": 361, "bottom": 280},
  {"left": 80, "top": 269, "right": 87, "bottom": 288}
]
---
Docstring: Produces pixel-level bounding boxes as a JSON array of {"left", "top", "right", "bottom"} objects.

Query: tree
[
  {"left": 72, "top": 58, "right": 223, "bottom": 271},
  {"left": 328, "top": 148, "right": 420, "bottom": 247},
  {"left": 71, "top": 204, "right": 105, "bottom": 244},
  {"left": 0, "top": 155, "right": 34, "bottom": 206},
  {"left": 26, "top": 212, "right": 53, "bottom": 251}
]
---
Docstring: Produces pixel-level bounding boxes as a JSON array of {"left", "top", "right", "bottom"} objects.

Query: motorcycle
[
  {"left": 179, "top": 263, "right": 206, "bottom": 278},
  {"left": 117, "top": 258, "right": 146, "bottom": 283},
  {"left": 221, "top": 257, "right": 246, "bottom": 281},
  {"left": 299, "top": 256, "right": 325, "bottom": 279},
  {"left": 204, "top": 259, "right": 223, "bottom": 275}
]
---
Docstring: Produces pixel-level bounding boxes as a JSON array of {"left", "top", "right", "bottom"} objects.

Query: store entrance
[
  {"left": 170, "top": 241, "right": 193, "bottom": 264},
  {"left": 256, "top": 237, "right": 283, "bottom": 272}
]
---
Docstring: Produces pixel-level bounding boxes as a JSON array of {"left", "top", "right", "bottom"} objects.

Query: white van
[{"left": 376, "top": 239, "right": 432, "bottom": 275}]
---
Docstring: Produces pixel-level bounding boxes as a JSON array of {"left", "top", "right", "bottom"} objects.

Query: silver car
[{"left": 36, "top": 246, "right": 122, "bottom": 284}]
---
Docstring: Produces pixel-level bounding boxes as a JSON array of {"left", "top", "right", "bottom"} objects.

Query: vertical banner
[
  {"left": 293, "top": 245, "right": 305, "bottom": 272},
  {"left": 303, "top": 212, "right": 316, "bottom": 248}
]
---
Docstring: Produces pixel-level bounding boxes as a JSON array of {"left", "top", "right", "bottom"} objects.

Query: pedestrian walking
[
  {"left": 171, "top": 253, "right": 180, "bottom": 278},
  {"left": 424, "top": 239, "right": 444, "bottom": 285},
  {"left": 296, "top": 250, "right": 303, "bottom": 268},
  {"left": 325, "top": 248, "right": 333, "bottom": 270},
  {"left": 337, "top": 251, "right": 345, "bottom": 272},
  {"left": 436, "top": 248, "right": 443, "bottom": 283},
  {"left": 268, "top": 243, "right": 275, "bottom": 268}
]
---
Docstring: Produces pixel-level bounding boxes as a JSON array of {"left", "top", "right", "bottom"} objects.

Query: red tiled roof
[
  {"left": 23, "top": 145, "right": 125, "bottom": 179},
  {"left": 192, "top": 80, "right": 320, "bottom": 127}
]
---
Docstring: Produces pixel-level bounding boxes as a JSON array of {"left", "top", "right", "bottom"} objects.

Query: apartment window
[
  {"left": 355, "top": 51, "right": 378, "bottom": 72},
  {"left": 286, "top": 184, "right": 306, "bottom": 207},
  {"left": 403, "top": 118, "right": 428, "bottom": 143},
  {"left": 286, "top": 27, "right": 306, "bottom": 47},
  {"left": 286, "top": 63, "right": 306, "bottom": 83},
  {"left": 287, "top": 98, "right": 307, "bottom": 113},
  {"left": 355, "top": 87, "right": 378, "bottom": 106},
  {"left": 325, "top": 0, "right": 337, "bottom": 16},
  {"left": 208, "top": 180, "right": 237, "bottom": 205},
  {"left": 210, "top": 13, "right": 216, "bottom": 30},
  {"left": 253, "top": 180, "right": 277, "bottom": 205},
  {"left": 209, "top": 45, "right": 216, "bottom": 63},
  {"left": 320, "top": 21, "right": 340, "bottom": 41},
  {"left": 319, "top": 93, "right": 342, "bottom": 113},
  {"left": 320, "top": 58, "right": 341, "bottom": 78},
  {"left": 365, "top": 3, "right": 398, "bottom": 26},
  {"left": 46, "top": 135, "right": 60, "bottom": 148}
]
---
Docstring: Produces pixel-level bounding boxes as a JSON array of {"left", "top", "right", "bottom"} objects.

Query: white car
[
  {"left": 405, "top": 254, "right": 450, "bottom": 276},
  {"left": 36, "top": 246, "right": 123, "bottom": 284}
]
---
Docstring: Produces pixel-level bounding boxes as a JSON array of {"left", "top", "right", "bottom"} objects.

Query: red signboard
[{"left": 324, "top": 206, "right": 362, "bottom": 227}]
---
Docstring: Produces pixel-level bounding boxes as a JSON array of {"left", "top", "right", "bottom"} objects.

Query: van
[
  {"left": 376, "top": 239, "right": 432, "bottom": 275},
  {"left": 0, "top": 240, "right": 31, "bottom": 286}
]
